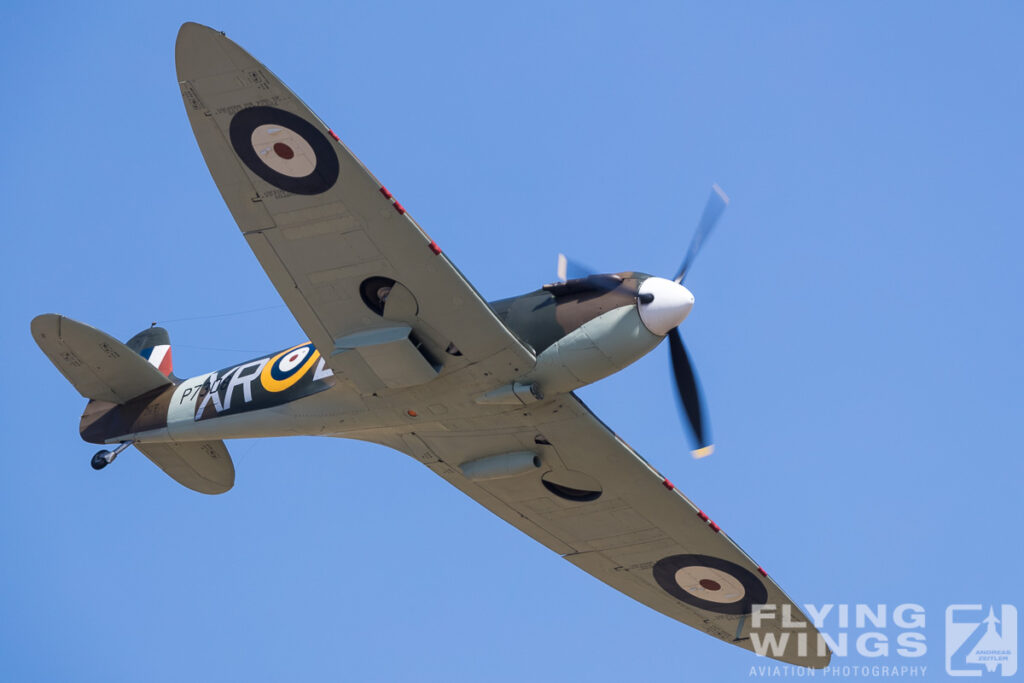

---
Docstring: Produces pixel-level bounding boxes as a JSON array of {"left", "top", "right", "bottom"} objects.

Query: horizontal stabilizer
[
  {"left": 135, "top": 440, "right": 235, "bottom": 495},
  {"left": 31, "top": 314, "right": 172, "bottom": 404}
]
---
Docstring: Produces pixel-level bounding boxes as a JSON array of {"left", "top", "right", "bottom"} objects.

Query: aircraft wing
[
  {"left": 175, "top": 23, "right": 534, "bottom": 391},
  {"left": 388, "top": 394, "right": 830, "bottom": 668}
]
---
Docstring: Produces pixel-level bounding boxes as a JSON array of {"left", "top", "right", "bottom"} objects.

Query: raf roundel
[
  {"left": 229, "top": 106, "right": 340, "bottom": 195},
  {"left": 652, "top": 554, "right": 768, "bottom": 615},
  {"left": 260, "top": 342, "right": 322, "bottom": 393},
  {"left": 251, "top": 124, "right": 317, "bottom": 178}
]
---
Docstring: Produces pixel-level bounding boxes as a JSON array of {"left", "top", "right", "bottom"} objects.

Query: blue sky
[{"left": 2, "top": 2, "right": 1021, "bottom": 681}]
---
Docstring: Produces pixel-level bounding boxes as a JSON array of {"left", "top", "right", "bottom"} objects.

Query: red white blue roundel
[
  {"left": 277, "top": 345, "right": 311, "bottom": 372},
  {"left": 229, "top": 106, "right": 339, "bottom": 195},
  {"left": 260, "top": 342, "right": 321, "bottom": 393},
  {"left": 652, "top": 554, "right": 768, "bottom": 615},
  {"left": 251, "top": 124, "right": 318, "bottom": 178}
]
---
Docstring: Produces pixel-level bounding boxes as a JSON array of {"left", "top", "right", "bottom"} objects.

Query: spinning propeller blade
[
  {"left": 674, "top": 183, "right": 729, "bottom": 284},
  {"left": 668, "top": 327, "right": 714, "bottom": 458},
  {"left": 555, "top": 253, "right": 630, "bottom": 293},
  {"left": 557, "top": 253, "right": 599, "bottom": 283}
]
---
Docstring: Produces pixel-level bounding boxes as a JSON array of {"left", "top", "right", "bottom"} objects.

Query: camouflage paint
[
  {"left": 490, "top": 273, "right": 649, "bottom": 354},
  {"left": 80, "top": 341, "right": 337, "bottom": 444}
]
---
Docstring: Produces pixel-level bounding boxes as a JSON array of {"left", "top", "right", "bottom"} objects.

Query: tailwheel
[
  {"left": 90, "top": 441, "right": 133, "bottom": 471},
  {"left": 90, "top": 451, "right": 112, "bottom": 470}
]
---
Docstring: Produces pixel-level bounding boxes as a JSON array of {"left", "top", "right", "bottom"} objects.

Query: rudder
[{"left": 125, "top": 326, "right": 174, "bottom": 377}]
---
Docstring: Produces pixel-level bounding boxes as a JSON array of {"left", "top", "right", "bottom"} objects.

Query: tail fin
[
  {"left": 125, "top": 325, "right": 174, "bottom": 377},
  {"left": 31, "top": 314, "right": 172, "bottom": 404}
]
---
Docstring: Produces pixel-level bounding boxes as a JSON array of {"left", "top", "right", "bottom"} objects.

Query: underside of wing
[
  {"left": 368, "top": 395, "right": 830, "bottom": 668},
  {"left": 174, "top": 23, "right": 534, "bottom": 393}
]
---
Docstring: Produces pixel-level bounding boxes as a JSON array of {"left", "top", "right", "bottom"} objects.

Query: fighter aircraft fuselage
[{"left": 80, "top": 275, "right": 659, "bottom": 446}]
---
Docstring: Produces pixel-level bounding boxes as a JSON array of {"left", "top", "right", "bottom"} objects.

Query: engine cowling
[{"left": 527, "top": 304, "right": 661, "bottom": 395}]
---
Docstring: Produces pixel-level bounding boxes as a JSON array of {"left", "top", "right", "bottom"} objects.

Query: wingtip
[
  {"left": 30, "top": 313, "right": 61, "bottom": 340},
  {"left": 711, "top": 183, "right": 730, "bottom": 205},
  {"left": 176, "top": 21, "right": 209, "bottom": 42},
  {"left": 691, "top": 444, "right": 715, "bottom": 459},
  {"left": 176, "top": 22, "right": 209, "bottom": 71},
  {"left": 175, "top": 21, "right": 241, "bottom": 83}
]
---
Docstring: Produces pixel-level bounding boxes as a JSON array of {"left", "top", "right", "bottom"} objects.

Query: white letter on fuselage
[
  {"left": 222, "top": 359, "right": 268, "bottom": 410},
  {"left": 195, "top": 368, "right": 236, "bottom": 417}
]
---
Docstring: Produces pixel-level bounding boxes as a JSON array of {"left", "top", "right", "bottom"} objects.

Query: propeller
[
  {"left": 675, "top": 183, "right": 729, "bottom": 284},
  {"left": 556, "top": 253, "right": 595, "bottom": 283},
  {"left": 557, "top": 184, "right": 729, "bottom": 458},
  {"left": 669, "top": 183, "right": 727, "bottom": 457},
  {"left": 668, "top": 326, "right": 714, "bottom": 458},
  {"left": 555, "top": 253, "right": 629, "bottom": 294}
]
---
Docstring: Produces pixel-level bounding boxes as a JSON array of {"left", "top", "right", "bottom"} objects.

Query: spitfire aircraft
[{"left": 32, "top": 23, "right": 829, "bottom": 668}]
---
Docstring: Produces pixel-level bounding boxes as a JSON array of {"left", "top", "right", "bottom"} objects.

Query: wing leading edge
[{"left": 175, "top": 23, "right": 534, "bottom": 393}]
